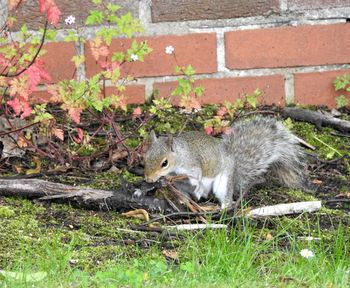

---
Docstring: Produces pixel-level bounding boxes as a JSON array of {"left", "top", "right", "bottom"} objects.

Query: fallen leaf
[
  {"left": 335, "top": 192, "right": 350, "bottom": 199},
  {"left": 312, "top": 179, "right": 322, "bottom": 185},
  {"left": 52, "top": 128, "right": 64, "bottom": 141},
  {"left": 266, "top": 233, "right": 273, "bottom": 241},
  {"left": 14, "top": 165, "right": 22, "bottom": 174},
  {"left": 16, "top": 136, "right": 28, "bottom": 148},
  {"left": 162, "top": 249, "right": 178, "bottom": 261},
  {"left": 122, "top": 209, "right": 149, "bottom": 221},
  {"left": 26, "top": 156, "right": 42, "bottom": 175},
  {"left": 73, "top": 128, "right": 84, "bottom": 144}
]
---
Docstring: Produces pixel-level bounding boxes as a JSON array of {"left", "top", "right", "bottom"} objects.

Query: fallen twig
[
  {"left": 247, "top": 201, "right": 322, "bottom": 217},
  {"left": 165, "top": 224, "right": 228, "bottom": 230},
  {"left": 282, "top": 107, "right": 350, "bottom": 132}
]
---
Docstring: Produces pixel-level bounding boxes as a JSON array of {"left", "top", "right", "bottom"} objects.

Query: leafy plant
[
  {"left": 0, "top": 0, "right": 153, "bottom": 169},
  {"left": 333, "top": 74, "right": 350, "bottom": 108},
  {"left": 202, "top": 88, "right": 262, "bottom": 135},
  {"left": 171, "top": 64, "right": 204, "bottom": 111},
  {"left": 0, "top": 0, "right": 207, "bottom": 172}
]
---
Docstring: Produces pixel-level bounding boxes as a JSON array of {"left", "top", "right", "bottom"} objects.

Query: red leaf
[
  {"left": 89, "top": 38, "right": 109, "bottom": 61},
  {"left": 68, "top": 108, "right": 82, "bottom": 124},
  {"left": 7, "top": 98, "right": 21, "bottom": 115},
  {"left": 52, "top": 128, "right": 64, "bottom": 141},
  {"left": 25, "top": 59, "right": 51, "bottom": 92},
  {"left": 7, "top": 97, "right": 33, "bottom": 119},
  {"left": 204, "top": 126, "right": 213, "bottom": 135},
  {"left": 39, "top": 0, "right": 61, "bottom": 27},
  {"left": 47, "top": 84, "right": 61, "bottom": 102},
  {"left": 217, "top": 107, "right": 227, "bottom": 118},
  {"left": 21, "top": 101, "right": 32, "bottom": 119},
  {"left": 132, "top": 106, "right": 142, "bottom": 117},
  {"left": 73, "top": 128, "right": 84, "bottom": 143}
]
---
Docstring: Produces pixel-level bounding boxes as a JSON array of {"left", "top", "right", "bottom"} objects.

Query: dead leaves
[{"left": 122, "top": 209, "right": 150, "bottom": 222}]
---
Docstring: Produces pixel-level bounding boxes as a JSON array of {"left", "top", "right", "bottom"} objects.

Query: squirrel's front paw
[{"left": 220, "top": 201, "right": 233, "bottom": 210}]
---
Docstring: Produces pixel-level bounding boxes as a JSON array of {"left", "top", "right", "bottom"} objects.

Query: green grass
[{"left": 0, "top": 198, "right": 349, "bottom": 287}]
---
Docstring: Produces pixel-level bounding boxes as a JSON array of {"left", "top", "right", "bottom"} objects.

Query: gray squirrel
[{"left": 144, "top": 117, "right": 307, "bottom": 209}]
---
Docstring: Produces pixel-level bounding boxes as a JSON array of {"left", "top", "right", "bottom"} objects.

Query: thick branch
[
  {"left": 0, "top": 178, "right": 172, "bottom": 213},
  {"left": 282, "top": 107, "right": 350, "bottom": 132}
]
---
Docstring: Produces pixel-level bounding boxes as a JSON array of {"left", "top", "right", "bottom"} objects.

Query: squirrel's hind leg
[
  {"left": 213, "top": 173, "right": 234, "bottom": 209},
  {"left": 269, "top": 161, "right": 305, "bottom": 190}
]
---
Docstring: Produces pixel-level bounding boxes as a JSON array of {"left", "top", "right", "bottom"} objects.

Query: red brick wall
[{"left": 10, "top": 0, "right": 350, "bottom": 107}]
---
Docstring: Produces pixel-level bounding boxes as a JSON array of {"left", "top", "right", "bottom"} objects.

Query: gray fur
[{"left": 144, "top": 117, "right": 307, "bottom": 208}]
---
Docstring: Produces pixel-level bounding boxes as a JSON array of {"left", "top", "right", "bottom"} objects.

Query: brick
[
  {"left": 11, "top": 0, "right": 139, "bottom": 30},
  {"left": 151, "top": 0, "right": 279, "bottom": 23},
  {"left": 104, "top": 85, "right": 146, "bottom": 104},
  {"left": 154, "top": 75, "right": 285, "bottom": 106},
  {"left": 40, "top": 42, "right": 76, "bottom": 83},
  {"left": 85, "top": 33, "right": 217, "bottom": 78},
  {"left": 29, "top": 85, "right": 145, "bottom": 104},
  {"left": 294, "top": 70, "right": 350, "bottom": 107},
  {"left": 288, "top": 0, "right": 350, "bottom": 10},
  {"left": 225, "top": 24, "right": 350, "bottom": 69}
]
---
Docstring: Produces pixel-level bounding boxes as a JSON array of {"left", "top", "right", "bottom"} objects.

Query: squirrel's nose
[{"left": 145, "top": 175, "right": 154, "bottom": 183}]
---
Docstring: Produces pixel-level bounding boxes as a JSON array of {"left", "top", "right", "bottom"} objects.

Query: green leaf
[
  {"left": 116, "top": 12, "right": 144, "bottom": 38},
  {"left": 71, "top": 55, "right": 85, "bottom": 68},
  {"left": 184, "top": 65, "right": 195, "bottom": 76},
  {"left": 41, "top": 29, "right": 57, "bottom": 41},
  {"left": 0, "top": 45, "right": 17, "bottom": 58},
  {"left": 106, "top": 14, "right": 119, "bottom": 24},
  {"left": 107, "top": 3, "right": 121, "bottom": 13},
  {"left": 64, "top": 30, "right": 79, "bottom": 42},
  {"left": 246, "top": 94, "right": 258, "bottom": 109},
  {"left": 180, "top": 261, "right": 195, "bottom": 273},
  {"left": 127, "top": 40, "right": 152, "bottom": 62},
  {"left": 283, "top": 117, "right": 294, "bottom": 130},
  {"left": 194, "top": 86, "right": 204, "bottom": 96},
  {"left": 335, "top": 95, "right": 348, "bottom": 108},
  {"left": 333, "top": 75, "right": 350, "bottom": 91},
  {"left": 326, "top": 150, "right": 335, "bottom": 160},
  {"left": 85, "top": 10, "right": 104, "bottom": 25},
  {"left": 96, "top": 27, "right": 118, "bottom": 45},
  {"left": 174, "top": 66, "right": 182, "bottom": 74},
  {"left": 20, "top": 24, "right": 28, "bottom": 35},
  {"left": 112, "top": 52, "right": 125, "bottom": 62},
  {"left": 91, "top": 0, "right": 101, "bottom": 3}
]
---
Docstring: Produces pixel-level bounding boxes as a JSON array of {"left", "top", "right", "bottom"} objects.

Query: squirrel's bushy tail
[{"left": 224, "top": 117, "right": 307, "bottom": 198}]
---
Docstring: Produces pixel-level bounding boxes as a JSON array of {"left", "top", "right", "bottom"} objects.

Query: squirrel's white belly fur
[{"left": 188, "top": 173, "right": 229, "bottom": 207}]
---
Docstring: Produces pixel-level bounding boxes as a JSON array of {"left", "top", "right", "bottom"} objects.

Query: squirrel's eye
[{"left": 161, "top": 159, "right": 168, "bottom": 168}]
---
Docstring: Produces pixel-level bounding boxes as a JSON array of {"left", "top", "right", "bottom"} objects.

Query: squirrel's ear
[
  {"left": 166, "top": 134, "right": 174, "bottom": 152},
  {"left": 149, "top": 130, "right": 157, "bottom": 144}
]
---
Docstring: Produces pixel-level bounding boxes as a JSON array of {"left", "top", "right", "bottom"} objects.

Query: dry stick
[
  {"left": 247, "top": 201, "right": 322, "bottom": 217},
  {"left": 165, "top": 224, "right": 228, "bottom": 231},
  {"left": 294, "top": 136, "right": 316, "bottom": 150},
  {"left": 167, "top": 184, "right": 207, "bottom": 223},
  {"left": 0, "top": 121, "right": 39, "bottom": 137},
  {"left": 141, "top": 209, "right": 235, "bottom": 226}
]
